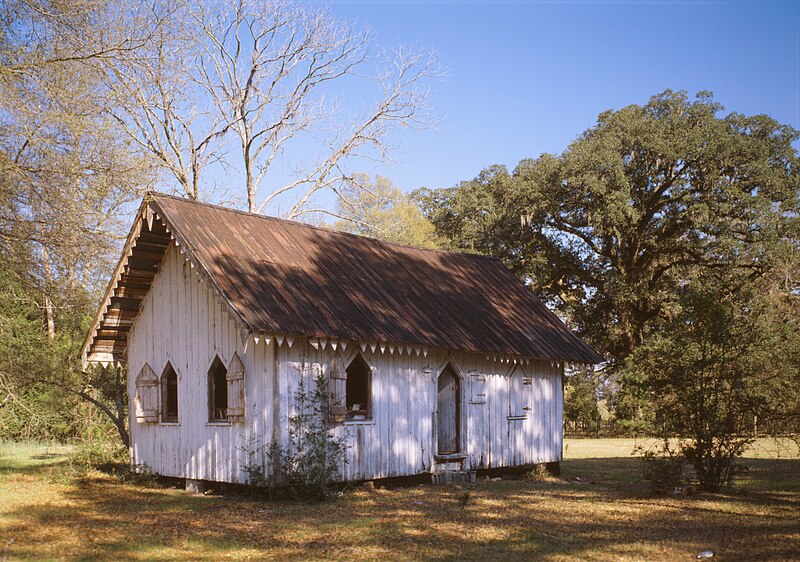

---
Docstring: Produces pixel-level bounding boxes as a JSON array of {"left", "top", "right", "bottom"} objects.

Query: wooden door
[{"left": 437, "top": 367, "right": 460, "bottom": 454}]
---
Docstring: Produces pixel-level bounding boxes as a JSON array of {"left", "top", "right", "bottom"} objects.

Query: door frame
[{"left": 434, "top": 360, "right": 465, "bottom": 456}]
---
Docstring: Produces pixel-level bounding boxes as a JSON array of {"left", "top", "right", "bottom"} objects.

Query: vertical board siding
[
  {"left": 273, "top": 347, "right": 564, "bottom": 482},
  {"left": 129, "top": 246, "right": 565, "bottom": 483},
  {"left": 128, "top": 244, "right": 272, "bottom": 483}
]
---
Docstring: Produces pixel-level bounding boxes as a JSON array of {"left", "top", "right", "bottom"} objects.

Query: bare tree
[
  {"left": 93, "top": 1, "right": 224, "bottom": 200},
  {"left": 0, "top": 0, "right": 157, "bottom": 442},
  {"left": 102, "top": 0, "right": 442, "bottom": 214}
]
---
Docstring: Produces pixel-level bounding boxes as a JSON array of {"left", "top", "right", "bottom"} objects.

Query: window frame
[
  {"left": 208, "top": 355, "right": 229, "bottom": 422},
  {"left": 436, "top": 363, "right": 462, "bottom": 455},
  {"left": 160, "top": 361, "right": 179, "bottom": 423},
  {"left": 344, "top": 353, "right": 372, "bottom": 421}
]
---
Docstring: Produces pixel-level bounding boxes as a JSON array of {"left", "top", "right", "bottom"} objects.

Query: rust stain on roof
[{"left": 83, "top": 193, "right": 603, "bottom": 365}]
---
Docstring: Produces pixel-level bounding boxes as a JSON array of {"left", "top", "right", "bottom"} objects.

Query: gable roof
[{"left": 81, "top": 193, "right": 603, "bottom": 367}]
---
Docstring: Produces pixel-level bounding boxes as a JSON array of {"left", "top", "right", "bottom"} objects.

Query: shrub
[
  {"left": 524, "top": 464, "right": 555, "bottom": 481},
  {"left": 245, "top": 360, "right": 347, "bottom": 500},
  {"left": 636, "top": 439, "right": 687, "bottom": 493}
]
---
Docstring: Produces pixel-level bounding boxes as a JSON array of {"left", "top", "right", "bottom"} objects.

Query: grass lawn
[{"left": 0, "top": 438, "right": 798, "bottom": 561}]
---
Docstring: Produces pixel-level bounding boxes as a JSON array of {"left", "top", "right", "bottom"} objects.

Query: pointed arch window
[
  {"left": 346, "top": 354, "right": 372, "bottom": 420},
  {"left": 208, "top": 355, "right": 228, "bottom": 422},
  {"left": 207, "top": 353, "right": 246, "bottom": 423},
  {"left": 161, "top": 362, "right": 179, "bottom": 423}
]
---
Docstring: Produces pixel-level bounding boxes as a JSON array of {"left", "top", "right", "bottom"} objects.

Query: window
[
  {"left": 345, "top": 354, "right": 371, "bottom": 420},
  {"left": 208, "top": 355, "right": 228, "bottom": 421},
  {"left": 134, "top": 363, "right": 159, "bottom": 423},
  {"left": 161, "top": 362, "right": 179, "bottom": 423}
]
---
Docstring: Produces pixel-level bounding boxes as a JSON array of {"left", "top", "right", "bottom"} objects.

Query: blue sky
[{"left": 327, "top": 0, "right": 800, "bottom": 193}]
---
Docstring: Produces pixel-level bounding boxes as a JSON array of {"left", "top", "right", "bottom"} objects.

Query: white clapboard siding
[{"left": 128, "top": 244, "right": 565, "bottom": 484}]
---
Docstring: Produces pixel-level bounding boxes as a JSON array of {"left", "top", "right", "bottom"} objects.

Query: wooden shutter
[
  {"left": 328, "top": 354, "right": 347, "bottom": 424},
  {"left": 509, "top": 367, "right": 531, "bottom": 419},
  {"left": 226, "top": 352, "right": 245, "bottom": 423},
  {"left": 469, "top": 371, "right": 486, "bottom": 404},
  {"left": 134, "top": 363, "right": 159, "bottom": 423}
]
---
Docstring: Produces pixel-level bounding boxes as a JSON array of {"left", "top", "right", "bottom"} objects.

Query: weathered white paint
[
  {"left": 128, "top": 243, "right": 565, "bottom": 484},
  {"left": 128, "top": 244, "right": 266, "bottom": 483}
]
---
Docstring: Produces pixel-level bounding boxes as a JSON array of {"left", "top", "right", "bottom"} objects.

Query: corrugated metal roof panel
[{"left": 149, "top": 194, "right": 602, "bottom": 364}]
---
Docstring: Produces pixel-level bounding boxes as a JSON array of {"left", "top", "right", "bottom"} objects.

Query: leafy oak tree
[
  {"left": 420, "top": 90, "right": 800, "bottom": 447},
  {"left": 420, "top": 90, "right": 799, "bottom": 362}
]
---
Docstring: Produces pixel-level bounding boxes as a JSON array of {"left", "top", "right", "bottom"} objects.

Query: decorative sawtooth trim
[
  {"left": 144, "top": 204, "right": 154, "bottom": 231},
  {"left": 276, "top": 334, "right": 560, "bottom": 373}
]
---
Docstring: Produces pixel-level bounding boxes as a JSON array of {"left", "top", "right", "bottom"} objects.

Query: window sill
[
  {"left": 206, "top": 422, "right": 231, "bottom": 427},
  {"left": 159, "top": 422, "right": 181, "bottom": 426},
  {"left": 343, "top": 419, "right": 376, "bottom": 426}
]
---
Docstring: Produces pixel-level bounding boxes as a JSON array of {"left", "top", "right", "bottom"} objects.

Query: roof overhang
[
  {"left": 82, "top": 193, "right": 604, "bottom": 369},
  {"left": 81, "top": 196, "right": 256, "bottom": 369},
  {"left": 80, "top": 198, "right": 171, "bottom": 368}
]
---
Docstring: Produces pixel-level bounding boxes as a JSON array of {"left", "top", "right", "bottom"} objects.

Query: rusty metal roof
[{"left": 82, "top": 193, "right": 603, "bottom": 366}]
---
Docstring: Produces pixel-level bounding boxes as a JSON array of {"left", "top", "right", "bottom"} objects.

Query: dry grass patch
[{"left": 0, "top": 439, "right": 798, "bottom": 561}]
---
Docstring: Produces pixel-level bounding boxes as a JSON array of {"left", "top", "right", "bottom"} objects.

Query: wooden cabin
[{"left": 81, "top": 194, "right": 602, "bottom": 485}]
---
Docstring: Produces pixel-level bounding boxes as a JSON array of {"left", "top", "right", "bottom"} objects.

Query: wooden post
[{"left": 88, "top": 389, "right": 93, "bottom": 442}]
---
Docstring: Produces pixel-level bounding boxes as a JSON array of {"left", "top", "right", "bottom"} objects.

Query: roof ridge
[
  {"left": 85, "top": 192, "right": 604, "bottom": 365},
  {"left": 147, "top": 191, "right": 502, "bottom": 262}
]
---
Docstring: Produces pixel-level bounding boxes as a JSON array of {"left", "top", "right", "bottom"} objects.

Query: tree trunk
[
  {"left": 78, "top": 389, "right": 130, "bottom": 448},
  {"left": 42, "top": 243, "right": 55, "bottom": 339},
  {"left": 77, "top": 367, "right": 130, "bottom": 448}
]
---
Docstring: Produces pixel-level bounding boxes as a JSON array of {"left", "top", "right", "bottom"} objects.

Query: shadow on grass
[
  {"left": 0, "top": 450, "right": 70, "bottom": 476},
  {"left": 2, "top": 457, "right": 799, "bottom": 561}
]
